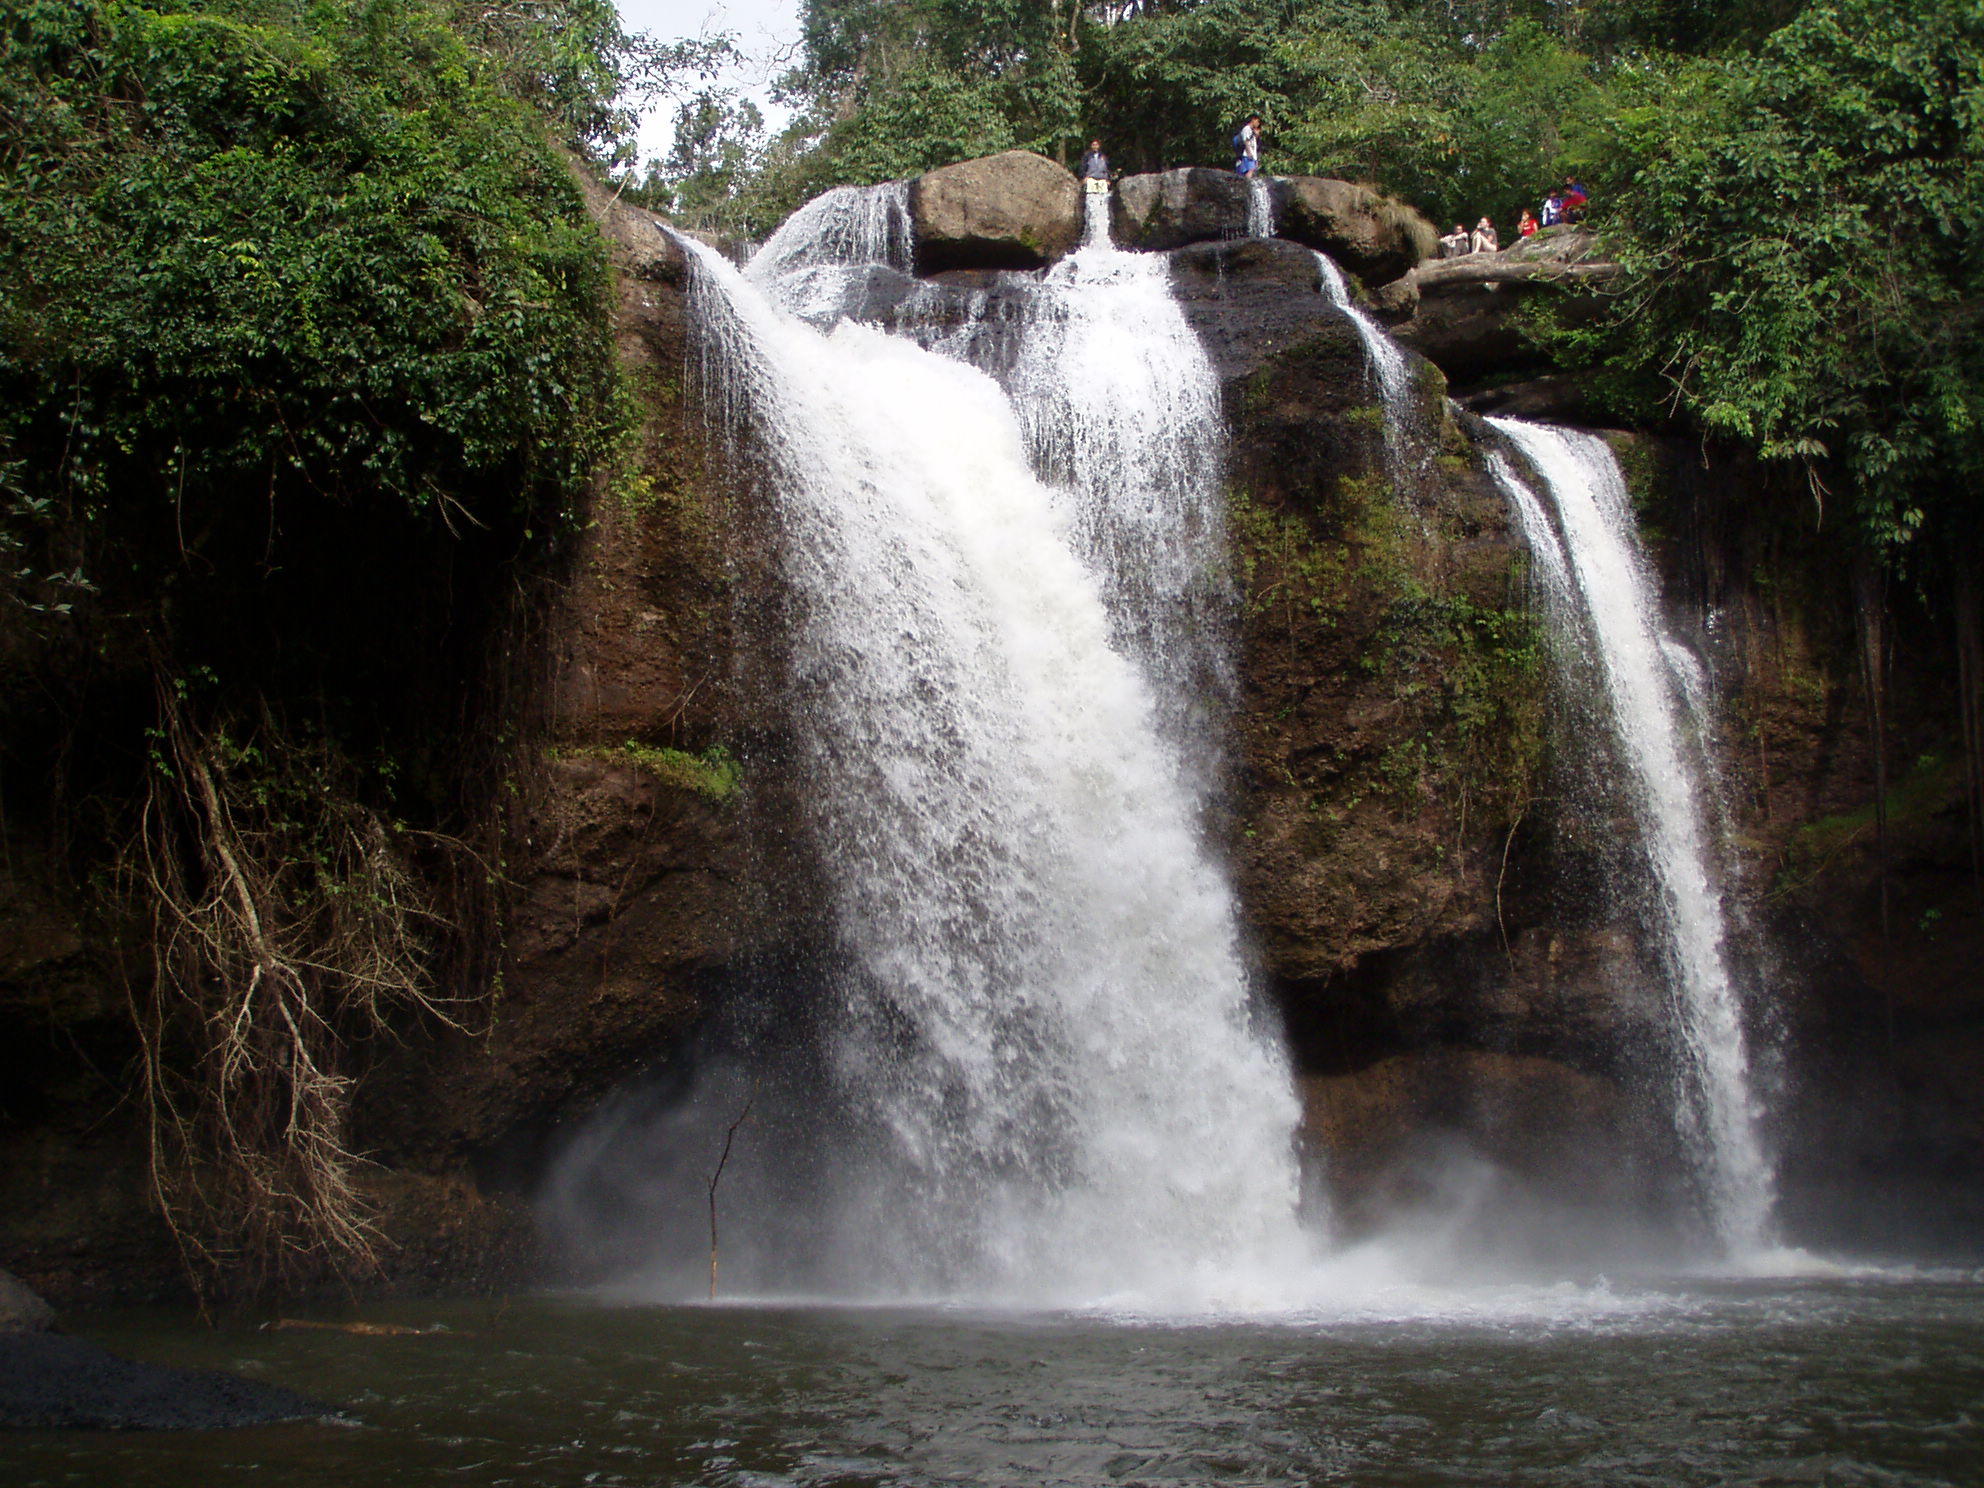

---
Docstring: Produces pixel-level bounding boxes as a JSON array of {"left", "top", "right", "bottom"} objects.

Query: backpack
[{"left": 1232, "top": 129, "right": 1246, "bottom": 153}]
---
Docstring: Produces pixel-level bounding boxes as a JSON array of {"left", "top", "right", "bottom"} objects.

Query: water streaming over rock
[
  {"left": 1488, "top": 420, "right": 1776, "bottom": 1255},
  {"left": 674, "top": 213, "right": 1305, "bottom": 1300},
  {"left": 744, "top": 180, "right": 913, "bottom": 320},
  {"left": 1314, "top": 252, "right": 1417, "bottom": 474},
  {"left": 1246, "top": 176, "right": 1276, "bottom": 238}
]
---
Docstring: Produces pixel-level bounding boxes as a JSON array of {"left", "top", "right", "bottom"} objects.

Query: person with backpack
[
  {"left": 1540, "top": 191, "right": 1565, "bottom": 228},
  {"left": 1233, "top": 115, "right": 1263, "bottom": 176}
]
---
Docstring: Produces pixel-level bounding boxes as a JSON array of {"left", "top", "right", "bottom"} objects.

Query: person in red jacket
[{"left": 1562, "top": 176, "right": 1590, "bottom": 222}]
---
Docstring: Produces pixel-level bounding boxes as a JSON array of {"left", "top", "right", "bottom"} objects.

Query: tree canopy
[{"left": 643, "top": 0, "right": 1979, "bottom": 564}]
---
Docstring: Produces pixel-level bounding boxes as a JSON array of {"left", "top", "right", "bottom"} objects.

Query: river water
[{"left": 9, "top": 1277, "right": 1983, "bottom": 1486}]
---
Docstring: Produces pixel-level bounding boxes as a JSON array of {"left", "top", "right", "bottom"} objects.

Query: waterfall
[
  {"left": 1246, "top": 176, "right": 1276, "bottom": 238},
  {"left": 677, "top": 220, "right": 1305, "bottom": 1300},
  {"left": 744, "top": 181, "right": 912, "bottom": 322},
  {"left": 1081, "top": 189, "right": 1111, "bottom": 248},
  {"left": 1488, "top": 419, "right": 1775, "bottom": 1255},
  {"left": 1314, "top": 252, "right": 1417, "bottom": 474},
  {"left": 996, "top": 222, "right": 1233, "bottom": 782}
]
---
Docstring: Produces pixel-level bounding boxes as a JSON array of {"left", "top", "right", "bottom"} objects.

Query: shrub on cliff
[
  {"left": 0, "top": 0, "right": 624, "bottom": 560},
  {"left": 0, "top": 0, "right": 638, "bottom": 1294}
]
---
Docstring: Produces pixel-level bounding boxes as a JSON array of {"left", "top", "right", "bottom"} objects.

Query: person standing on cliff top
[
  {"left": 1233, "top": 115, "right": 1263, "bottom": 176},
  {"left": 1080, "top": 139, "right": 1110, "bottom": 195}
]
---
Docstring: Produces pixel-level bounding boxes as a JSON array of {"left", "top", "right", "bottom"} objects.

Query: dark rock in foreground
[
  {"left": 0, "top": 1332, "right": 329, "bottom": 1430},
  {"left": 0, "top": 1270, "right": 55, "bottom": 1334}
]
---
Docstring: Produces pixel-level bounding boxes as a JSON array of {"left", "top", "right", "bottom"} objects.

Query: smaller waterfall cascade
[
  {"left": 1314, "top": 253, "right": 1417, "bottom": 467},
  {"left": 1081, "top": 189, "right": 1111, "bottom": 248},
  {"left": 1489, "top": 419, "right": 1775, "bottom": 1255},
  {"left": 745, "top": 181, "right": 912, "bottom": 321},
  {"left": 673, "top": 208, "right": 1306, "bottom": 1300},
  {"left": 1246, "top": 176, "right": 1276, "bottom": 238}
]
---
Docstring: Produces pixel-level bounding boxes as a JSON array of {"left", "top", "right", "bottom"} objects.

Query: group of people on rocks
[
  {"left": 1084, "top": 121, "right": 1594, "bottom": 258},
  {"left": 1440, "top": 176, "right": 1590, "bottom": 257}
]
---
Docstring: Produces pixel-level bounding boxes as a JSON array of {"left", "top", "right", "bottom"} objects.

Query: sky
[{"left": 616, "top": 0, "right": 804, "bottom": 166}]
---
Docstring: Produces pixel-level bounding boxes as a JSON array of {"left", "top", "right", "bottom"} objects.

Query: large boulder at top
[
  {"left": 909, "top": 151, "right": 1082, "bottom": 273},
  {"left": 1112, "top": 169, "right": 1434, "bottom": 280},
  {"left": 1274, "top": 176, "right": 1437, "bottom": 285},
  {"left": 1391, "top": 228, "right": 1623, "bottom": 384},
  {"left": 1113, "top": 167, "right": 1252, "bottom": 251}
]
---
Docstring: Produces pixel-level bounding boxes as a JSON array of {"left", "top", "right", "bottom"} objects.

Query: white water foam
[
  {"left": 996, "top": 220, "right": 1233, "bottom": 781},
  {"left": 1488, "top": 420, "right": 1776, "bottom": 1256},
  {"left": 1246, "top": 175, "right": 1276, "bottom": 238},
  {"left": 744, "top": 180, "right": 912, "bottom": 323},
  {"left": 681, "top": 230, "right": 1308, "bottom": 1303}
]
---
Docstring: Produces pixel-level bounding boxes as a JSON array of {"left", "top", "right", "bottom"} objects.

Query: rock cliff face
[{"left": 3, "top": 155, "right": 1978, "bottom": 1296}]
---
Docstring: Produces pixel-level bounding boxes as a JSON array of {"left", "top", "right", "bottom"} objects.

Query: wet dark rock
[
  {"left": 0, "top": 1270, "right": 54, "bottom": 1333},
  {"left": 910, "top": 151, "right": 1082, "bottom": 272},
  {"left": 1165, "top": 237, "right": 1338, "bottom": 382},
  {"left": 0, "top": 1332, "right": 329, "bottom": 1430},
  {"left": 1460, "top": 373, "right": 1603, "bottom": 423},
  {"left": 1274, "top": 176, "right": 1437, "bottom": 285}
]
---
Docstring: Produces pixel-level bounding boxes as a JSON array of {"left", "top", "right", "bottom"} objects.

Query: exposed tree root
[{"left": 120, "top": 671, "right": 474, "bottom": 1300}]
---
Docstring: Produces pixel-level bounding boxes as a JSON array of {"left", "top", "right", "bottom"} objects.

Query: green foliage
[
  {"left": 1588, "top": 0, "right": 1984, "bottom": 550},
  {"left": 0, "top": 0, "right": 628, "bottom": 609},
  {"left": 557, "top": 740, "right": 743, "bottom": 804}
]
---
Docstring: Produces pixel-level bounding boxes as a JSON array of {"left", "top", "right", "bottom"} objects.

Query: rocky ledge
[
  {"left": 1385, "top": 229, "right": 1624, "bottom": 385},
  {"left": 900, "top": 151, "right": 1437, "bottom": 285}
]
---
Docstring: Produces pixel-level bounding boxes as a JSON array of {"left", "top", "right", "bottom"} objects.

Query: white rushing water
[
  {"left": 681, "top": 213, "right": 1306, "bottom": 1302},
  {"left": 1488, "top": 420, "right": 1775, "bottom": 1255},
  {"left": 1000, "top": 202, "right": 1233, "bottom": 777},
  {"left": 1315, "top": 252, "right": 1418, "bottom": 473},
  {"left": 744, "top": 180, "right": 913, "bottom": 320},
  {"left": 1246, "top": 175, "right": 1276, "bottom": 238}
]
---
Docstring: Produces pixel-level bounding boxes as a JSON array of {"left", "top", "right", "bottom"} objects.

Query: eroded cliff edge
[{"left": 3, "top": 159, "right": 1978, "bottom": 1302}]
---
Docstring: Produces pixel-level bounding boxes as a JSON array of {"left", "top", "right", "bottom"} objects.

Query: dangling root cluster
[{"left": 121, "top": 671, "right": 475, "bottom": 1297}]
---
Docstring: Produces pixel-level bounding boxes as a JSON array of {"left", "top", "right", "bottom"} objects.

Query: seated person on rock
[
  {"left": 1471, "top": 216, "right": 1499, "bottom": 253},
  {"left": 1540, "top": 191, "right": 1565, "bottom": 228},
  {"left": 1518, "top": 207, "right": 1539, "bottom": 238},
  {"left": 1440, "top": 223, "right": 1473, "bottom": 257},
  {"left": 1562, "top": 176, "right": 1590, "bottom": 222}
]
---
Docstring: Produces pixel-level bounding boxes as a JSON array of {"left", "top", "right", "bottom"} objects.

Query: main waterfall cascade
[
  {"left": 647, "top": 197, "right": 1309, "bottom": 1302},
  {"left": 545, "top": 177, "right": 1799, "bottom": 1306},
  {"left": 1488, "top": 420, "right": 1777, "bottom": 1255}
]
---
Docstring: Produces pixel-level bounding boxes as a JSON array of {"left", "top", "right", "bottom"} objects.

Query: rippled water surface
[{"left": 8, "top": 1277, "right": 1983, "bottom": 1486}]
